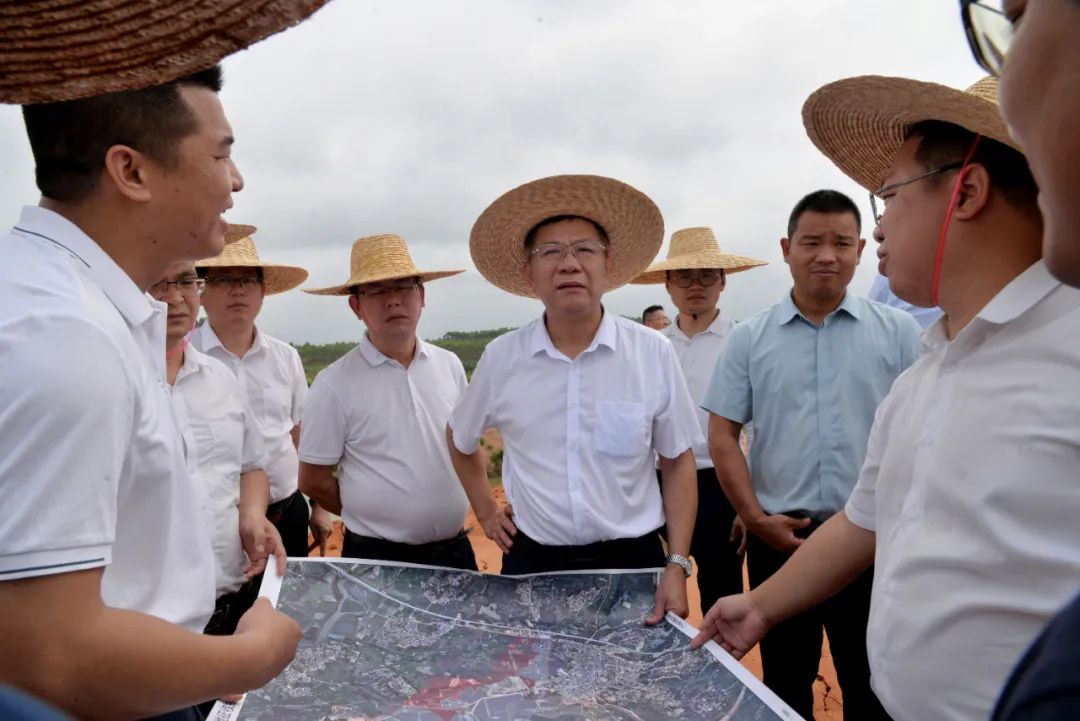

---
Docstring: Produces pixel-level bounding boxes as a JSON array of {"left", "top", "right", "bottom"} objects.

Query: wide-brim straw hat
[
  {"left": 632, "top": 227, "right": 767, "bottom": 284},
  {"left": 470, "top": 174, "right": 664, "bottom": 298},
  {"left": 195, "top": 225, "right": 307, "bottom": 295},
  {"left": 802, "top": 76, "right": 1016, "bottom": 192},
  {"left": 304, "top": 234, "right": 464, "bottom": 296},
  {"left": 2, "top": 0, "right": 330, "bottom": 104}
]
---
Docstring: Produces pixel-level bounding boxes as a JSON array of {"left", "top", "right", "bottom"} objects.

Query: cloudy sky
[{"left": 0, "top": 1, "right": 985, "bottom": 345}]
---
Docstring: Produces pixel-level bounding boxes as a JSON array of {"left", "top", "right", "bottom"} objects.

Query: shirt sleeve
[
  {"left": 651, "top": 338, "right": 704, "bottom": 459},
  {"left": 297, "top": 371, "right": 347, "bottom": 466},
  {"left": 448, "top": 346, "right": 496, "bottom": 454},
  {"left": 0, "top": 315, "right": 130, "bottom": 579},
  {"left": 289, "top": 347, "right": 307, "bottom": 426},
  {"left": 845, "top": 389, "right": 895, "bottom": 532},
  {"left": 239, "top": 391, "right": 267, "bottom": 473},
  {"left": 701, "top": 321, "right": 753, "bottom": 424},
  {"left": 898, "top": 313, "right": 923, "bottom": 370}
]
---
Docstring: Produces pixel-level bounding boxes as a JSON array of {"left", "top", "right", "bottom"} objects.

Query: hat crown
[
  {"left": 349, "top": 234, "right": 422, "bottom": 284},
  {"left": 210, "top": 236, "right": 263, "bottom": 265},
  {"left": 667, "top": 227, "right": 723, "bottom": 259},
  {"left": 966, "top": 76, "right": 1000, "bottom": 105}
]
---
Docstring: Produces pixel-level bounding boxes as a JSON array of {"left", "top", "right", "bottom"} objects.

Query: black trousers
[
  {"left": 342, "top": 529, "right": 478, "bottom": 571},
  {"left": 203, "top": 581, "right": 259, "bottom": 637},
  {"left": 501, "top": 530, "right": 666, "bottom": 576},
  {"left": 746, "top": 518, "right": 890, "bottom": 721},
  {"left": 267, "top": 489, "right": 311, "bottom": 558},
  {"left": 658, "top": 467, "right": 744, "bottom": 614}
]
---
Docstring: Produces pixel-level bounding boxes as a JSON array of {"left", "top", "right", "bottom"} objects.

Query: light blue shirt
[
  {"left": 869, "top": 273, "right": 943, "bottom": 329},
  {"left": 702, "top": 291, "right": 922, "bottom": 517}
]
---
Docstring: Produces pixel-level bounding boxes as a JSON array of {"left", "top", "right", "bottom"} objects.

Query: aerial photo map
[{"left": 211, "top": 559, "right": 799, "bottom": 721}]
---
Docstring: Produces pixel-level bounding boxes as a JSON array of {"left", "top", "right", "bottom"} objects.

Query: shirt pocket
[{"left": 594, "top": 401, "right": 649, "bottom": 458}]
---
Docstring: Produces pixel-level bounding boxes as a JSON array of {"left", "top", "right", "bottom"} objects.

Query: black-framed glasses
[
  {"left": 960, "top": 0, "right": 1013, "bottom": 77},
  {"left": 530, "top": 239, "right": 608, "bottom": 264},
  {"left": 205, "top": 275, "right": 262, "bottom": 290},
  {"left": 150, "top": 278, "right": 206, "bottom": 297},
  {"left": 869, "top": 161, "right": 965, "bottom": 225},
  {"left": 669, "top": 269, "right": 724, "bottom": 289},
  {"left": 355, "top": 279, "right": 421, "bottom": 298}
]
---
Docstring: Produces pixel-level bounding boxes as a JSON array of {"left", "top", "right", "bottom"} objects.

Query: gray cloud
[{"left": 0, "top": 1, "right": 985, "bottom": 343}]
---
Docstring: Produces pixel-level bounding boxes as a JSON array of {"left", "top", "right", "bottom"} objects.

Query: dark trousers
[
  {"left": 203, "top": 581, "right": 259, "bottom": 637},
  {"left": 139, "top": 707, "right": 203, "bottom": 721},
  {"left": 501, "top": 530, "right": 666, "bottom": 576},
  {"left": 267, "top": 489, "right": 310, "bottom": 558},
  {"left": 342, "top": 528, "right": 478, "bottom": 571},
  {"left": 658, "top": 467, "right": 744, "bottom": 614},
  {"left": 747, "top": 518, "right": 890, "bottom": 721}
]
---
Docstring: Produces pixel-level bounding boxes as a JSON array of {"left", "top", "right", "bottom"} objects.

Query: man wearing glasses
[
  {"left": 298, "top": 234, "right": 477, "bottom": 570},
  {"left": 448, "top": 175, "right": 701, "bottom": 626},
  {"left": 631, "top": 227, "right": 767, "bottom": 616},
  {"left": 699, "top": 190, "right": 919, "bottom": 720},
  {"left": 695, "top": 76, "right": 1080, "bottom": 721},
  {"left": 959, "top": 2, "right": 1080, "bottom": 718},
  {"left": 194, "top": 229, "right": 334, "bottom": 560}
]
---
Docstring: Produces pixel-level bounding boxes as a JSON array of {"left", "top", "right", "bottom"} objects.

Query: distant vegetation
[{"left": 294, "top": 327, "right": 515, "bottom": 384}]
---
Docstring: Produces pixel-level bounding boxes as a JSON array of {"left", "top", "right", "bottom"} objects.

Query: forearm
[
  {"left": 290, "top": 423, "right": 301, "bottom": 451},
  {"left": 657, "top": 450, "right": 696, "bottom": 557},
  {"left": 446, "top": 426, "right": 497, "bottom": 519},
  {"left": 238, "top": 469, "right": 271, "bottom": 518},
  {"left": 297, "top": 464, "right": 341, "bottom": 515},
  {"left": 751, "top": 511, "right": 876, "bottom": 625},
  {"left": 710, "top": 431, "right": 766, "bottom": 524}
]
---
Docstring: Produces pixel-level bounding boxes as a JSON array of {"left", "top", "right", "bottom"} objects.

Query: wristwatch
[{"left": 666, "top": 553, "right": 692, "bottom": 578}]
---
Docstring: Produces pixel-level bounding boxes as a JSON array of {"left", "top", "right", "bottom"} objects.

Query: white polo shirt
[
  {"left": 661, "top": 311, "right": 733, "bottom": 469},
  {"left": 0, "top": 206, "right": 215, "bottom": 632},
  {"left": 172, "top": 346, "right": 266, "bottom": 597},
  {"left": 845, "top": 261, "right": 1080, "bottom": 721},
  {"left": 194, "top": 323, "right": 307, "bottom": 503},
  {"left": 450, "top": 311, "right": 702, "bottom": 546},
  {"left": 299, "top": 336, "right": 469, "bottom": 544}
]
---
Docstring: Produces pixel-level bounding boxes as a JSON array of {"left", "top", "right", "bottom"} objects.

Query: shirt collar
[
  {"left": 359, "top": 334, "right": 427, "bottom": 367},
  {"left": 666, "top": 309, "right": 732, "bottom": 342},
  {"left": 14, "top": 206, "right": 155, "bottom": 329},
  {"left": 176, "top": 343, "right": 215, "bottom": 382},
  {"left": 529, "top": 307, "right": 617, "bottom": 359},
  {"left": 778, "top": 290, "right": 861, "bottom": 325},
  {"left": 975, "top": 260, "right": 1059, "bottom": 326},
  {"left": 200, "top": 321, "right": 265, "bottom": 357}
]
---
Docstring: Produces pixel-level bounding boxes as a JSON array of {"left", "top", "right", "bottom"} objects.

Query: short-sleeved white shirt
[
  {"left": 661, "top": 311, "right": 734, "bottom": 469},
  {"left": 193, "top": 324, "right": 306, "bottom": 503},
  {"left": 299, "top": 336, "right": 469, "bottom": 544},
  {"left": 845, "top": 261, "right": 1080, "bottom": 721},
  {"left": 172, "top": 346, "right": 266, "bottom": 597},
  {"left": 449, "top": 311, "right": 703, "bottom": 546},
  {"left": 0, "top": 206, "right": 215, "bottom": 632}
]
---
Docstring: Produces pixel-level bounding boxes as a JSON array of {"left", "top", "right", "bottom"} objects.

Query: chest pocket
[
  {"left": 189, "top": 414, "right": 244, "bottom": 475},
  {"left": 594, "top": 401, "right": 649, "bottom": 458},
  {"left": 253, "top": 384, "right": 292, "bottom": 426}
]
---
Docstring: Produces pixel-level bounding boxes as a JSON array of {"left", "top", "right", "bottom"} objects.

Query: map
[{"left": 211, "top": 559, "right": 800, "bottom": 721}]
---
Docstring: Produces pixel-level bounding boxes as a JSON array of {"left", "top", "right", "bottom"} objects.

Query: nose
[
  {"left": 227, "top": 280, "right": 247, "bottom": 296},
  {"left": 230, "top": 159, "right": 245, "bottom": 193},
  {"left": 556, "top": 249, "right": 583, "bottom": 273},
  {"left": 873, "top": 223, "right": 885, "bottom": 244}
]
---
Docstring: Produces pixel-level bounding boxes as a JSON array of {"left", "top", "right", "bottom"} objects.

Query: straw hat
[
  {"left": 304, "top": 234, "right": 464, "bottom": 296},
  {"left": 632, "top": 227, "right": 767, "bottom": 284},
  {"left": 470, "top": 174, "right": 664, "bottom": 298},
  {"left": 195, "top": 225, "right": 307, "bottom": 295},
  {"left": 1, "top": 0, "right": 329, "bottom": 104},
  {"left": 802, "top": 76, "right": 1016, "bottom": 192}
]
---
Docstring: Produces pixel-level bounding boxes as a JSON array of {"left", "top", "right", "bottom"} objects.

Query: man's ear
[
  {"left": 951, "top": 163, "right": 993, "bottom": 221},
  {"left": 780, "top": 237, "right": 792, "bottom": 265},
  {"left": 102, "top": 144, "right": 154, "bottom": 203},
  {"left": 856, "top": 238, "right": 867, "bottom": 264},
  {"left": 347, "top": 294, "right": 365, "bottom": 322}
]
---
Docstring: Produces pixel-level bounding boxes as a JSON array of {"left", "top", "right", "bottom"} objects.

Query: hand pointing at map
[
  {"left": 690, "top": 593, "right": 770, "bottom": 657},
  {"left": 645, "top": 567, "right": 690, "bottom": 625}
]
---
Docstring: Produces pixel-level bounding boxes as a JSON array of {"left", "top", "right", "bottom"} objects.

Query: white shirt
[
  {"left": 0, "top": 206, "right": 215, "bottom": 632},
  {"left": 172, "top": 346, "right": 266, "bottom": 597},
  {"left": 194, "top": 323, "right": 307, "bottom": 503},
  {"left": 299, "top": 336, "right": 469, "bottom": 544},
  {"left": 661, "top": 311, "right": 733, "bottom": 469},
  {"left": 450, "top": 311, "right": 703, "bottom": 546},
  {"left": 845, "top": 261, "right": 1080, "bottom": 721}
]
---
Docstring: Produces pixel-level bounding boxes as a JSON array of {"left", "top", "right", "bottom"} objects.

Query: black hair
[
  {"left": 21, "top": 65, "right": 224, "bottom": 203},
  {"left": 906, "top": 119, "right": 1038, "bottom": 213},
  {"left": 642, "top": 305, "right": 665, "bottom": 321},
  {"left": 786, "top": 189, "right": 861, "bottom": 238},
  {"left": 523, "top": 215, "right": 610, "bottom": 252}
]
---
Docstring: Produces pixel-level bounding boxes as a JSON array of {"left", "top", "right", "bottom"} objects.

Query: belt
[{"left": 344, "top": 528, "right": 468, "bottom": 553}]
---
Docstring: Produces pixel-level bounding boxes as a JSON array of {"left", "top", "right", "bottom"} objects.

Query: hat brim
[
  {"left": 2, "top": 0, "right": 330, "bottom": 104},
  {"left": 802, "top": 75, "right": 1018, "bottom": 192},
  {"left": 195, "top": 260, "right": 309, "bottom": 295},
  {"left": 303, "top": 269, "right": 465, "bottom": 296},
  {"left": 632, "top": 254, "right": 768, "bottom": 284},
  {"left": 470, "top": 175, "right": 664, "bottom": 298}
]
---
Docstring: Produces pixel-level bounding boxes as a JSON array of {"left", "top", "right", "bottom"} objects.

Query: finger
[
  {"left": 219, "top": 694, "right": 244, "bottom": 704},
  {"left": 503, "top": 503, "right": 514, "bottom": 518},
  {"left": 246, "top": 557, "right": 268, "bottom": 579},
  {"left": 791, "top": 516, "right": 812, "bottom": 529},
  {"left": 644, "top": 606, "right": 664, "bottom": 626},
  {"left": 274, "top": 541, "right": 287, "bottom": 574},
  {"left": 500, "top": 516, "right": 518, "bottom": 537},
  {"left": 690, "top": 630, "right": 713, "bottom": 649},
  {"left": 737, "top": 535, "right": 748, "bottom": 555},
  {"left": 497, "top": 527, "right": 514, "bottom": 551}
]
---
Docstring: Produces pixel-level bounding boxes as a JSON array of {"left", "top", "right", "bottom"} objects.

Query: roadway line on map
[{"left": 326, "top": 565, "right": 684, "bottom": 658}]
